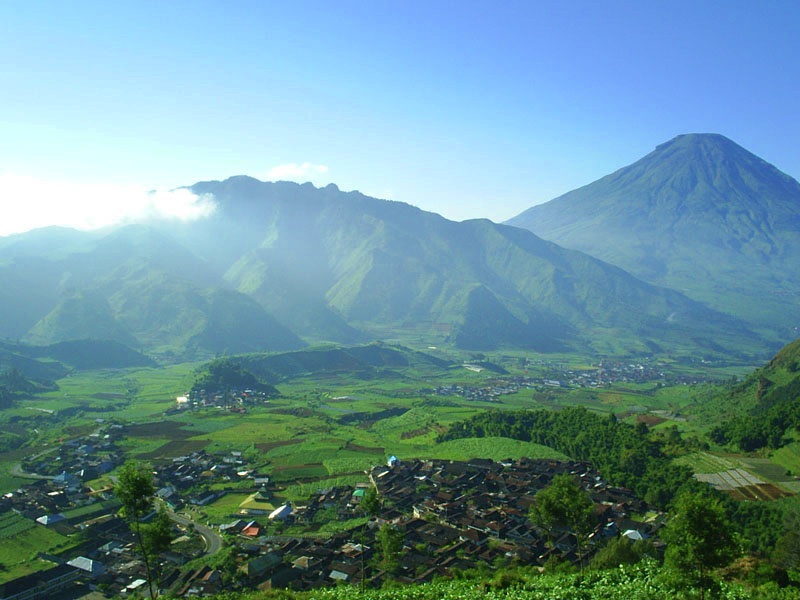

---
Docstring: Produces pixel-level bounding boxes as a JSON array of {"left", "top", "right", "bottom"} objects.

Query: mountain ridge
[{"left": 0, "top": 168, "right": 770, "bottom": 359}]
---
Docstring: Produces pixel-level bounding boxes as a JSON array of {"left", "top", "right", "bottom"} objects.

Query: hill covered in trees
[{"left": 710, "top": 337, "right": 800, "bottom": 451}]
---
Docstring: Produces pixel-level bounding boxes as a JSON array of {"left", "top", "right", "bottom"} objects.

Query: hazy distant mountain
[
  {"left": 0, "top": 339, "right": 156, "bottom": 380},
  {"left": 0, "top": 175, "right": 766, "bottom": 359},
  {"left": 183, "top": 177, "right": 758, "bottom": 355},
  {"left": 506, "top": 134, "right": 800, "bottom": 338},
  {"left": 0, "top": 223, "right": 303, "bottom": 358}
]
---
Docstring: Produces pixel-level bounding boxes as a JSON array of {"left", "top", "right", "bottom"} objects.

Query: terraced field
[
  {"left": 682, "top": 452, "right": 796, "bottom": 501},
  {"left": 695, "top": 468, "right": 765, "bottom": 489}
]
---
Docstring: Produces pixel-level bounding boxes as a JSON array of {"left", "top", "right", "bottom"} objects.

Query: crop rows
[{"left": 695, "top": 468, "right": 764, "bottom": 490}]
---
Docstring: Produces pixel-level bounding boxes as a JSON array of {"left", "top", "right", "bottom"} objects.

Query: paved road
[
  {"left": 11, "top": 462, "right": 54, "bottom": 480},
  {"left": 169, "top": 510, "right": 224, "bottom": 556}
]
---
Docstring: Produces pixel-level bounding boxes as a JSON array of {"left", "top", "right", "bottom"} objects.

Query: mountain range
[
  {"left": 506, "top": 134, "right": 800, "bottom": 339},
  {"left": 1, "top": 133, "right": 791, "bottom": 361}
]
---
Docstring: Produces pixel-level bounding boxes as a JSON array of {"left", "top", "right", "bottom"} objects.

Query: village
[
  {"left": 421, "top": 357, "right": 714, "bottom": 405},
  {"left": 0, "top": 415, "right": 664, "bottom": 599}
]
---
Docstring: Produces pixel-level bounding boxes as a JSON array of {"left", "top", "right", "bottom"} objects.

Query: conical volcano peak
[
  {"left": 506, "top": 134, "right": 800, "bottom": 335},
  {"left": 651, "top": 133, "right": 761, "bottom": 166},
  {"left": 657, "top": 132, "right": 737, "bottom": 149}
]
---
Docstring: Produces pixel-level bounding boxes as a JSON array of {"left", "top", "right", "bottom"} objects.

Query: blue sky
[{"left": 1, "top": 1, "right": 798, "bottom": 233}]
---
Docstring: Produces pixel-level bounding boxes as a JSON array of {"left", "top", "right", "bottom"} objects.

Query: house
[
  {"left": 254, "top": 486, "right": 272, "bottom": 502},
  {"left": 241, "top": 521, "right": 261, "bottom": 537},
  {"left": 219, "top": 519, "right": 246, "bottom": 533},
  {"left": 36, "top": 513, "right": 66, "bottom": 526},
  {"left": 0, "top": 563, "right": 80, "bottom": 600},
  {"left": 66, "top": 556, "right": 105, "bottom": 578},
  {"left": 269, "top": 502, "right": 293, "bottom": 521},
  {"left": 622, "top": 528, "right": 647, "bottom": 541},
  {"left": 247, "top": 552, "right": 282, "bottom": 578}
]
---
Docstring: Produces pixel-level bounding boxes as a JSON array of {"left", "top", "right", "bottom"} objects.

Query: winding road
[{"left": 168, "top": 509, "right": 224, "bottom": 556}]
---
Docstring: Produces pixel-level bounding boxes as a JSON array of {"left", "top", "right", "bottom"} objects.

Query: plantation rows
[
  {"left": 0, "top": 512, "right": 34, "bottom": 539},
  {"left": 696, "top": 468, "right": 765, "bottom": 490}
]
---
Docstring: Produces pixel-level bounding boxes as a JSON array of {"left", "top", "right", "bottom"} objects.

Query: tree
[
  {"left": 142, "top": 507, "right": 174, "bottom": 589},
  {"left": 529, "top": 474, "right": 595, "bottom": 568},
  {"left": 375, "top": 523, "right": 404, "bottom": 573},
  {"left": 590, "top": 535, "right": 653, "bottom": 570},
  {"left": 772, "top": 508, "right": 800, "bottom": 582},
  {"left": 115, "top": 462, "right": 169, "bottom": 599},
  {"left": 361, "top": 485, "right": 381, "bottom": 517},
  {"left": 662, "top": 491, "right": 738, "bottom": 599}
]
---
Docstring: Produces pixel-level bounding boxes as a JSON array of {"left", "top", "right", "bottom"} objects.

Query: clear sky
[{"left": 1, "top": 1, "right": 799, "bottom": 235}]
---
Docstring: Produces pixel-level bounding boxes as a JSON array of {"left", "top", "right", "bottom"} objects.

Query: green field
[
  {"left": 674, "top": 451, "right": 740, "bottom": 474},
  {"left": 0, "top": 512, "right": 81, "bottom": 580}
]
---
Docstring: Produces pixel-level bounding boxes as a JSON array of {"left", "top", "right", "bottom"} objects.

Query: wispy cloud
[
  {"left": 0, "top": 173, "right": 216, "bottom": 236},
  {"left": 266, "top": 162, "right": 330, "bottom": 184}
]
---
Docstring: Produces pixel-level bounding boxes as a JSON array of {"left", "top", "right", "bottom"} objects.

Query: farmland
[
  {"left": 0, "top": 344, "right": 792, "bottom": 532},
  {"left": 677, "top": 451, "right": 798, "bottom": 501},
  {"left": 0, "top": 512, "right": 82, "bottom": 581},
  {"left": 0, "top": 347, "right": 774, "bottom": 502},
  {"left": 1, "top": 342, "right": 799, "bottom": 598}
]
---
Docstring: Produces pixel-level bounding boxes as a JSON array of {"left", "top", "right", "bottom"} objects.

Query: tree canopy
[
  {"left": 663, "top": 490, "right": 738, "bottom": 598},
  {"left": 115, "top": 462, "right": 170, "bottom": 598},
  {"left": 439, "top": 406, "right": 698, "bottom": 508}
]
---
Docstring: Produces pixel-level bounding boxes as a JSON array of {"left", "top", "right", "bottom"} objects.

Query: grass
[
  {"left": 771, "top": 442, "right": 800, "bottom": 477},
  {"left": 738, "top": 457, "right": 794, "bottom": 483},
  {"left": 0, "top": 512, "right": 37, "bottom": 538},
  {"left": 202, "top": 492, "right": 262, "bottom": 521},
  {"left": 674, "top": 451, "right": 739, "bottom": 474},
  {"left": 0, "top": 464, "right": 29, "bottom": 493},
  {"left": 271, "top": 464, "right": 330, "bottom": 482},
  {"left": 0, "top": 513, "right": 82, "bottom": 581},
  {"left": 423, "top": 437, "right": 568, "bottom": 462},
  {"left": 60, "top": 499, "right": 119, "bottom": 521}
]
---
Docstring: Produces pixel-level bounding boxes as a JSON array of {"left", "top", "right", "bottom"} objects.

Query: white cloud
[
  {"left": 266, "top": 162, "right": 330, "bottom": 184},
  {"left": 0, "top": 173, "right": 216, "bottom": 236}
]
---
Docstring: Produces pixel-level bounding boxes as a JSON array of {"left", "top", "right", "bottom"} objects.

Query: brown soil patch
[
  {"left": 269, "top": 408, "right": 316, "bottom": 418},
  {"left": 400, "top": 427, "right": 430, "bottom": 440},
  {"left": 345, "top": 441, "right": 384, "bottom": 454},
  {"left": 728, "top": 483, "right": 793, "bottom": 501},
  {"left": 636, "top": 414, "right": 667, "bottom": 427},
  {"left": 139, "top": 439, "right": 210, "bottom": 459}
]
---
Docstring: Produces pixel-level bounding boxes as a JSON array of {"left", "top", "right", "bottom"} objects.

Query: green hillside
[
  {"left": 507, "top": 134, "right": 800, "bottom": 340},
  {"left": 192, "top": 178, "right": 762, "bottom": 356},
  {"left": 709, "top": 337, "right": 800, "bottom": 451},
  {"left": 0, "top": 175, "right": 770, "bottom": 359}
]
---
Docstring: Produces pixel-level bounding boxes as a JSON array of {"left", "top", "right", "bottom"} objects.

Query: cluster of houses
[
  {"left": 170, "top": 387, "right": 276, "bottom": 415},
  {"left": 21, "top": 420, "right": 124, "bottom": 479},
  {"left": 1, "top": 423, "right": 664, "bottom": 598},
  {"left": 150, "top": 449, "right": 256, "bottom": 510},
  {"left": 421, "top": 357, "right": 716, "bottom": 403},
  {"left": 0, "top": 430, "right": 256, "bottom": 599},
  {"left": 198, "top": 457, "right": 663, "bottom": 593}
]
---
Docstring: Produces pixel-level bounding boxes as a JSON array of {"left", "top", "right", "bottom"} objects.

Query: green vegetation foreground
[{"left": 208, "top": 560, "right": 796, "bottom": 599}]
